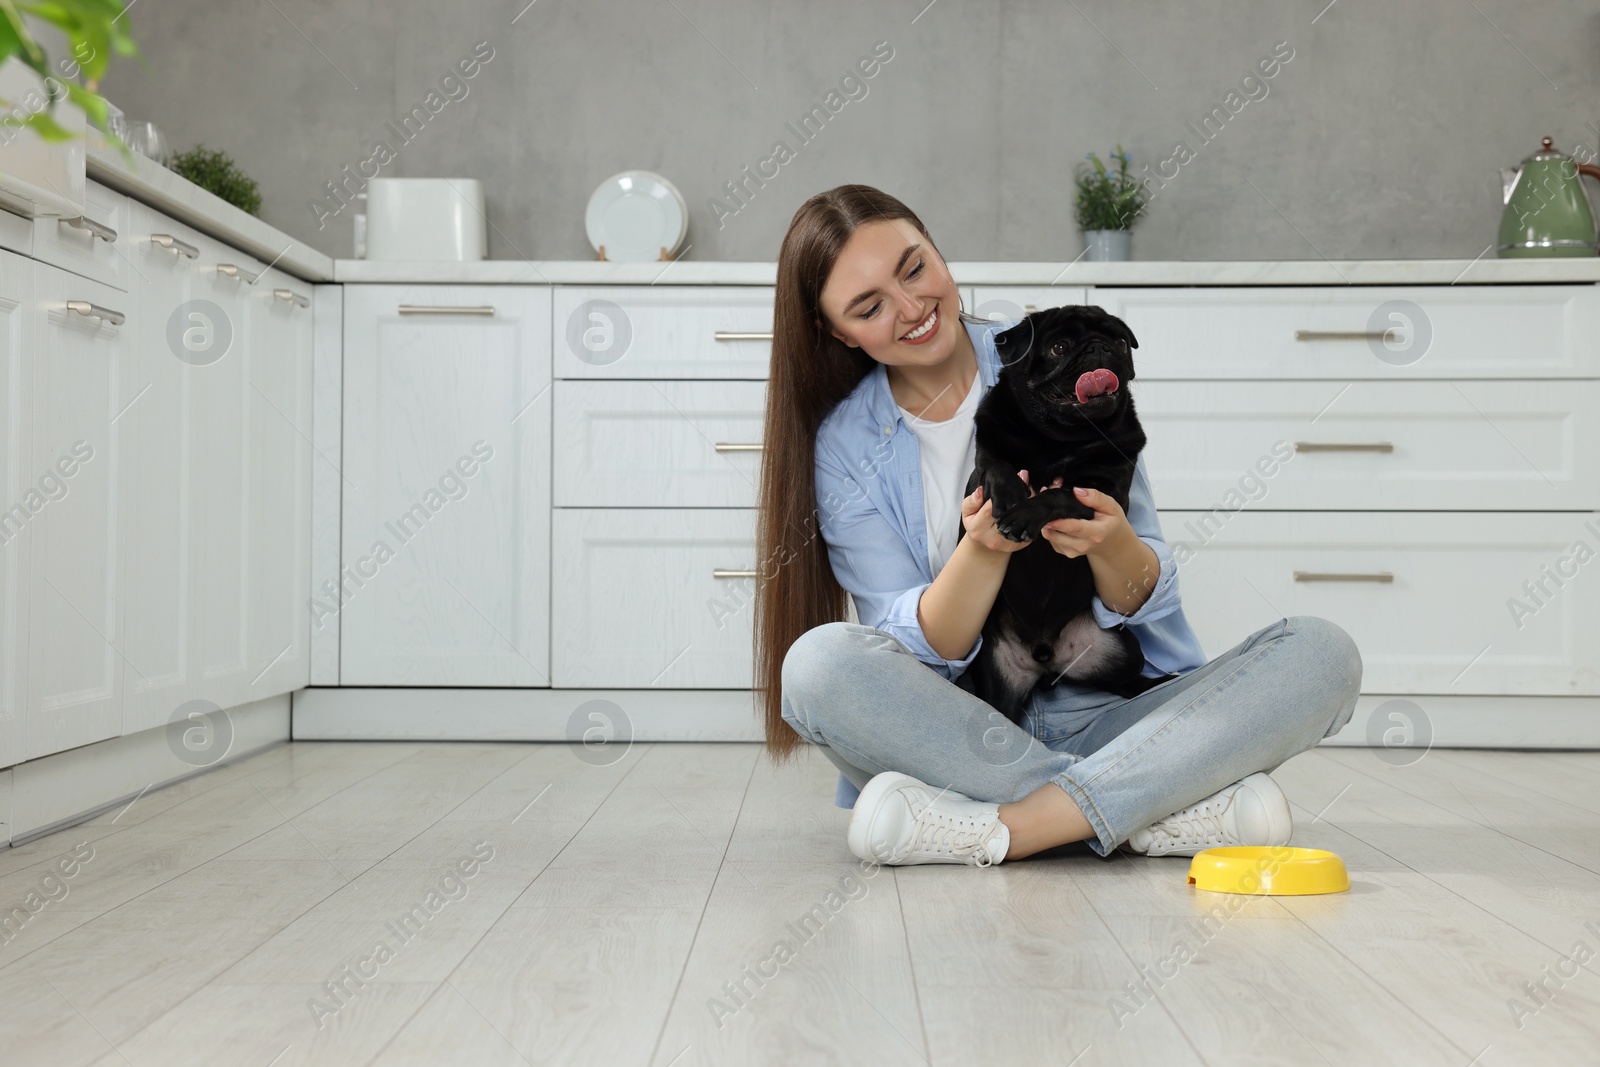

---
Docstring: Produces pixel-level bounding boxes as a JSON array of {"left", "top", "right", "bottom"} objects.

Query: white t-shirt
[{"left": 897, "top": 365, "right": 984, "bottom": 577}]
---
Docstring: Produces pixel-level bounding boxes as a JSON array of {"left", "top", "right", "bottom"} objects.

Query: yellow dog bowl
[{"left": 1186, "top": 846, "right": 1349, "bottom": 896}]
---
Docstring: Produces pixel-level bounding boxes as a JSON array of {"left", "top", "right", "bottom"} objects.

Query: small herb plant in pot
[
  {"left": 1074, "top": 145, "right": 1145, "bottom": 261},
  {"left": 168, "top": 145, "right": 262, "bottom": 216}
]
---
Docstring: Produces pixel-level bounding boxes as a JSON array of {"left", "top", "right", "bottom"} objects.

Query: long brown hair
[{"left": 754, "top": 184, "right": 947, "bottom": 764}]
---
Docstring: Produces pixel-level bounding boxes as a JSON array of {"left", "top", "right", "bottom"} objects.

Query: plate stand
[{"left": 595, "top": 245, "right": 680, "bottom": 262}]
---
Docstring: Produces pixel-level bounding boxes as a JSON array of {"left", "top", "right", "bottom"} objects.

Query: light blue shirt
[{"left": 813, "top": 314, "right": 1208, "bottom": 808}]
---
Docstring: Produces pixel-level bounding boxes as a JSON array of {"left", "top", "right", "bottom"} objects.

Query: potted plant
[
  {"left": 1074, "top": 145, "right": 1145, "bottom": 261},
  {"left": 169, "top": 145, "right": 262, "bottom": 215}
]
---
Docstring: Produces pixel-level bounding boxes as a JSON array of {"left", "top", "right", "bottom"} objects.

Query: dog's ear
[
  {"left": 1096, "top": 309, "right": 1138, "bottom": 350},
  {"left": 994, "top": 318, "right": 1036, "bottom": 367}
]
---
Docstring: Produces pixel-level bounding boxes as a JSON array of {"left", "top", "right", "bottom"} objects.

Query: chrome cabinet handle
[
  {"left": 712, "top": 569, "right": 758, "bottom": 579},
  {"left": 274, "top": 288, "right": 310, "bottom": 308},
  {"left": 1293, "top": 571, "right": 1393, "bottom": 582},
  {"left": 1024, "top": 304, "right": 1038, "bottom": 313},
  {"left": 150, "top": 233, "right": 199, "bottom": 259},
  {"left": 65, "top": 215, "right": 117, "bottom": 243},
  {"left": 217, "top": 263, "right": 260, "bottom": 284},
  {"left": 713, "top": 442, "right": 763, "bottom": 452},
  {"left": 1294, "top": 329, "right": 1397, "bottom": 342},
  {"left": 713, "top": 330, "right": 773, "bottom": 341},
  {"left": 1293, "top": 442, "right": 1395, "bottom": 453},
  {"left": 66, "top": 300, "right": 126, "bottom": 326},
  {"left": 398, "top": 305, "right": 495, "bottom": 316}
]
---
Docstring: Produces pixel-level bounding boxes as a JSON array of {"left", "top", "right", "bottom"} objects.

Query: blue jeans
[{"left": 780, "top": 615, "right": 1362, "bottom": 857}]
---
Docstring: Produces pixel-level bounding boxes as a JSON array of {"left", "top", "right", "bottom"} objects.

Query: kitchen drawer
[
  {"left": 1168, "top": 510, "right": 1600, "bottom": 695},
  {"left": 553, "top": 285, "right": 773, "bottom": 379},
  {"left": 964, "top": 286, "right": 1090, "bottom": 322},
  {"left": 1091, "top": 285, "right": 1600, "bottom": 379},
  {"left": 31, "top": 180, "right": 131, "bottom": 292},
  {"left": 1136, "top": 379, "right": 1600, "bottom": 511},
  {"left": 128, "top": 201, "right": 270, "bottom": 308},
  {"left": 553, "top": 508, "right": 757, "bottom": 687},
  {"left": 554, "top": 380, "right": 766, "bottom": 507},
  {"left": 0, "top": 207, "right": 30, "bottom": 257}
]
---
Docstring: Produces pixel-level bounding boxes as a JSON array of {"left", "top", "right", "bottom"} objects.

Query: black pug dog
[{"left": 955, "top": 305, "right": 1174, "bottom": 725}]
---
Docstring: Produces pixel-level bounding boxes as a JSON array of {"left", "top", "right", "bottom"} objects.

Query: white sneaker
[
  {"left": 847, "top": 772, "right": 1011, "bottom": 867},
  {"left": 1120, "top": 772, "right": 1292, "bottom": 857}
]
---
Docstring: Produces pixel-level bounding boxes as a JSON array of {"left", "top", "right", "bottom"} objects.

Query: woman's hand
[
  {"left": 960, "top": 479, "right": 1034, "bottom": 555},
  {"left": 1039, "top": 485, "right": 1133, "bottom": 560}
]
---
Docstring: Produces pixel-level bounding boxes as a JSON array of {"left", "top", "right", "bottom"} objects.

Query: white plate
[{"left": 585, "top": 170, "right": 687, "bottom": 261}]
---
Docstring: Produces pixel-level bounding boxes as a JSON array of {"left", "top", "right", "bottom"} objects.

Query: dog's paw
[
  {"left": 984, "top": 479, "right": 1029, "bottom": 521},
  {"left": 1036, "top": 493, "right": 1096, "bottom": 526},
  {"left": 993, "top": 499, "right": 1042, "bottom": 542}
]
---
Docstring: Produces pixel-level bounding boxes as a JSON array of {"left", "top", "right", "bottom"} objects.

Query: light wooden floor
[{"left": 2, "top": 740, "right": 1599, "bottom": 1066}]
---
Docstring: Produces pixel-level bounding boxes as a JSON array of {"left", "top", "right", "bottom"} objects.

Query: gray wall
[{"left": 101, "top": 0, "right": 1600, "bottom": 263}]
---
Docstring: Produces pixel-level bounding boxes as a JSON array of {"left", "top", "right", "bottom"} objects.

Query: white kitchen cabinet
[
  {"left": 553, "top": 379, "right": 767, "bottom": 508},
  {"left": 1168, "top": 510, "right": 1600, "bottom": 695},
  {"left": 241, "top": 271, "right": 314, "bottom": 700},
  {"left": 30, "top": 179, "right": 131, "bottom": 292},
  {"left": 552, "top": 286, "right": 774, "bottom": 379},
  {"left": 183, "top": 231, "right": 269, "bottom": 714},
  {"left": 27, "top": 260, "right": 128, "bottom": 759},
  {"left": 1088, "top": 285, "right": 1600, "bottom": 379},
  {"left": 1134, "top": 379, "right": 1600, "bottom": 512},
  {"left": 341, "top": 286, "right": 551, "bottom": 686},
  {"left": 0, "top": 250, "right": 32, "bottom": 770},
  {"left": 962, "top": 286, "right": 1090, "bottom": 322},
  {"left": 119, "top": 208, "right": 314, "bottom": 733},
  {"left": 117, "top": 204, "right": 201, "bottom": 735},
  {"left": 552, "top": 508, "right": 757, "bottom": 688}
]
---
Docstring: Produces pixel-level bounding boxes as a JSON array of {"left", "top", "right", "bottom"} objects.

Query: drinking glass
[{"left": 130, "top": 120, "right": 170, "bottom": 164}]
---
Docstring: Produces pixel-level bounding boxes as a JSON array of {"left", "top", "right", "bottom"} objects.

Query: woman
[{"left": 753, "top": 184, "right": 1362, "bottom": 868}]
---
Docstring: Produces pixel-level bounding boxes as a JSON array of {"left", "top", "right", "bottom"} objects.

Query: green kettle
[{"left": 1498, "top": 137, "right": 1600, "bottom": 257}]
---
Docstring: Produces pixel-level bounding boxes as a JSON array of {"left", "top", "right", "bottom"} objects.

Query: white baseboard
[
  {"left": 292, "top": 687, "right": 765, "bottom": 741},
  {"left": 6, "top": 694, "right": 291, "bottom": 845},
  {"left": 292, "top": 687, "right": 1600, "bottom": 750},
  {"left": 9, "top": 688, "right": 1589, "bottom": 847},
  {"left": 1324, "top": 693, "right": 1600, "bottom": 750}
]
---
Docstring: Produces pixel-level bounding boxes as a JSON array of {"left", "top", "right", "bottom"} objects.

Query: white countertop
[
  {"left": 85, "top": 129, "right": 335, "bottom": 282},
  {"left": 333, "top": 256, "right": 1600, "bottom": 286}
]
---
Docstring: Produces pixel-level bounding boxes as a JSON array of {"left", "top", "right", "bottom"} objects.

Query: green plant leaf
[
  {"left": 168, "top": 144, "right": 262, "bottom": 216},
  {"left": 0, "top": 106, "right": 76, "bottom": 140},
  {"left": 1074, "top": 146, "right": 1146, "bottom": 231}
]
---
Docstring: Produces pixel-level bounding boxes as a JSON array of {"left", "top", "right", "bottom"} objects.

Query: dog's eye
[{"left": 1048, "top": 340, "right": 1069, "bottom": 358}]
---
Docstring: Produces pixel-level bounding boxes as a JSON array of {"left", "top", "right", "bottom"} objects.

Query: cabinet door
[
  {"left": 1169, "top": 510, "right": 1600, "bottom": 695},
  {"left": 30, "top": 180, "right": 131, "bottom": 292},
  {"left": 552, "top": 508, "right": 757, "bottom": 688},
  {"left": 119, "top": 205, "right": 201, "bottom": 734},
  {"left": 186, "top": 238, "right": 261, "bottom": 711},
  {"left": 341, "top": 286, "right": 551, "bottom": 686},
  {"left": 552, "top": 286, "right": 773, "bottom": 379},
  {"left": 0, "top": 250, "right": 32, "bottom": 769},
  {"left": 552, "top": 380, "right": 767, "bottom": 507},
  {"left": 966, "top": 287, "right": 1090, "bottom": 323},
  {"left": 241, "top": 271, "right": 314, "bottom": 699},
  {"left": 1089, "top": 286, "right": 1600, "bottom": 379},
  {"left": 28, "top": 262, "right": 127, "bottom": 758},
  {"left": 121, "top": 211, "right": 274, "bottom": 727}
]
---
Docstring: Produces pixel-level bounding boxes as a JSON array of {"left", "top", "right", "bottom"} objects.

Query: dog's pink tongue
[{"left": 1075, "top": 368, "right": 1119, "bottom": 403}]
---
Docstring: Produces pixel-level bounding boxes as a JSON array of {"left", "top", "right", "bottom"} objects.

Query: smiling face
[
  {"left": 995, "top": 305, "right": 1140, "bottom": 429},
  {"left": 816, "top": 218, "right": 963, "bottom": 368}
]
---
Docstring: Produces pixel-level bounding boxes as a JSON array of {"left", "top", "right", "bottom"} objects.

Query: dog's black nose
[{"left": 1032, "top": 643, "right": 1053, "bottom": 664}]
